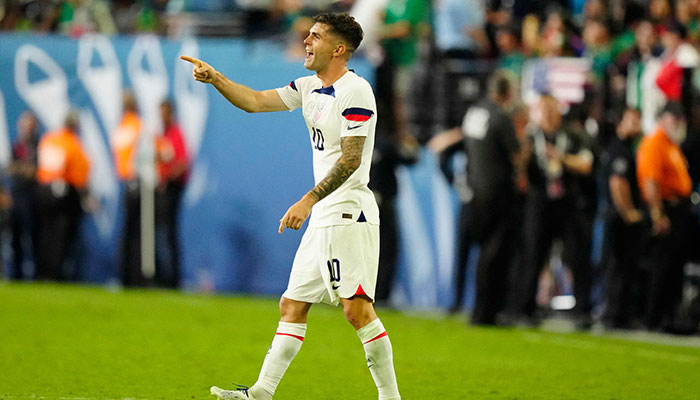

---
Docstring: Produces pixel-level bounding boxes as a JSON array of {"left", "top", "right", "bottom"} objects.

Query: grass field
[{"left": 1, "top": 283, "right": 699, "bottom": 400}]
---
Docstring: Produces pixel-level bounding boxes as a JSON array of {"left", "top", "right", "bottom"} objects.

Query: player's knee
[
  {"left": 279, "top": 297, "right": 295, "bottom": 318},
  {"left": 279, "top": 297, "right": 309, "bottom": 323},
  {"left": 343, "top": 302, "right": 371, "bottom": 329},
  {"left": 343, "top": 308, "right": 361, "bottom": 327}
]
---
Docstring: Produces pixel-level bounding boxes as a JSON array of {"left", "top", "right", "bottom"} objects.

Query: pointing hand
[{"left": 180, "top": 55, "right": 217, "bottom": 84}]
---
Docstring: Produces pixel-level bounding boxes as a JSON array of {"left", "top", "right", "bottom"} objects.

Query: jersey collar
[
  {"left": 312, "top": 70, "right": 356, "bottom": 97},
  {"left": 312, "top": 85, "right": 336, "bottom": 97}
]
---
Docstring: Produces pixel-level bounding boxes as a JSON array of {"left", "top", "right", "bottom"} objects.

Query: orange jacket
[
  {"left": 111, "top": 111, "right": 141, "bottom": 181},
  {"left": 637, "top": 127, "right": 692, "bottom": 201},
  {"left": 36, "top": 128, "right": 90, "bottom": 189}
]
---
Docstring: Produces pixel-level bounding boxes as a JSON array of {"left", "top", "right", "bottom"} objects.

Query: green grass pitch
[{"left": 1, "top": 283, "right": 699, "bottom": 399}]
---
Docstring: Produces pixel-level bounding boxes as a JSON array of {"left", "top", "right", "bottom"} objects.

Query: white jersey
[{"left": 276, "top": 70, "right": 379, "bottom": 227}]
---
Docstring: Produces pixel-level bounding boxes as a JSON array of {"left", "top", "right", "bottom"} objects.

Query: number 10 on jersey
[{"left": 312, "top": 127, "right": 324, "bottom": 151}]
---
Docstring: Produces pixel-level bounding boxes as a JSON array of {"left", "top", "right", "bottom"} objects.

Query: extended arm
[
  {"left": 279, "top": 136, "right": 366, "bottom": 233},
  {"left": 181, "top": 56, "right": 288, "bottom": 113}
]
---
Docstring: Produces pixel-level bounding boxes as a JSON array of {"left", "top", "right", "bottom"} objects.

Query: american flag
[{"left": 521, "top": 58, "right": 592, "bottom": 106}]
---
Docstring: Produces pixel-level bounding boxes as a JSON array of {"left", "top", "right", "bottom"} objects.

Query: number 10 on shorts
[{"left": 327, "top": 259, "right": 340, "bottom": 288}]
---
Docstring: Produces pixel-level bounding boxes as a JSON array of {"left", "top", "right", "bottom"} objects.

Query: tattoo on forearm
[{"left": 307, "top": 136, "right": 365, "bottom": 202}]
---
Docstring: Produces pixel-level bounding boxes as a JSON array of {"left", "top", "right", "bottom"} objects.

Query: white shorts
[{"left": 283, "top": 222, "right": 379, "bottom": 306}]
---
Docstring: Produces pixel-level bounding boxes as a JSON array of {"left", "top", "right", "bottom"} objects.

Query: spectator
[
  {"left": 433, "top": 0, "right": 488, "bottom": 129},
  {"left": 539, "top": 8, "right": 569, "bottom": 57},
  {"left": 0, "top": 0, "right": 62, "bottom": 32},
  {"left": 434, "top": 0, "right": 489, "bottom": 58},
  {"left": 349, "top": 0, "right": 390, "bottom": 65},
  {"left": 608, "top": 2, "right": 646, "bottom": 60},
  {"left": 656, "top": 20, "right": 700, "bottom": 102},
  {"left": 34, "top": 111, "right": 90, "bottom": 281},
  {"left": 636, "top": 102, "right": 693, "bottom": 331},
  {"left": 155, "top": 99, "right": 189, "bottom": 289},
  {"left": 378, "top": 0, "right": 429, "bottom": 138},
  {"left": 57, "top": 0, "right": 117, "bottom": 37},
  {"left": 113, "top": 0, "right": 167, "bottom": 34},
  {"left": 495, "top": 23, "right": 526, "bottom": 80},
  {"left": 582, "top": 0, "right": 606, "bottom": 20},
  {"left": 8, "top": 111, "right": 40, "bottom": 280},
  {"left": 601, "top": 108, "right": 645, "bottom": 329},
  {"left": 676, "top": 0, "right": 700, "bottom": 45},
  {"left": 619, "top": 18, "right": 665, "bottom": 134},
  {"left": 582, "top": 17, "right": 613, "bottom": 83},
  {"left": 111, "top": 92, "right": 143, "bottom": 287},
  {"left": 521, "top": 13, "right": 540, "bottom": 56},
  {"left": 649, "top": 0, "right": 673, "bottom": 28},
  {"left": 513, "top": 94, "right": 594, "bottom": 326}
]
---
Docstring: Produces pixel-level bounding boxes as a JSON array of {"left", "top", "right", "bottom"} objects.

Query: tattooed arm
[{"left": 279, "top": 136, "right": 366, "bottom": 233}]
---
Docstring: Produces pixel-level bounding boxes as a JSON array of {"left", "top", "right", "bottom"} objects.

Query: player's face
[{"left": 303, "top": 23, "right": 338, "bottom": 72}]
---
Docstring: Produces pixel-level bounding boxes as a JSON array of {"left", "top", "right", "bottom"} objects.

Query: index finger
[
  {"left": 180, "top": 55, "right": 202, "bottom": 67},
  {"left": 278, "top": 216, "right": 286, "bottom": 234},
  {"left": 278, "top": 220, "right": 285, "bottom": 234}
]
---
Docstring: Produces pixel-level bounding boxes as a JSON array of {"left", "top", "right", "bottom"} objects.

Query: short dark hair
[
  {"left": 488, "top": 72, "right": 512, "bottom": 100},
  {"left": 664, "top": 19, "right": 687, "bottom": 39},
  {"left": 312, "top": 13, "right": 363, "bottom": 53}
]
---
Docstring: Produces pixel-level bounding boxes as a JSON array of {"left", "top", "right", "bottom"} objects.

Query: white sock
[
  {"left": 249, "top": 321, "right": 306, "bottom": 400},
  {"left": 357, "top": 319, "right": 401, "bottom": 400}
]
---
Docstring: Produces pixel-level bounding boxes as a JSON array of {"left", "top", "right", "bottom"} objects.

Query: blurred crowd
[
  {"left": 0, "top": 0, "right": 168, "bottom": 35},
  {"left": 364, "top": 0, "right": 700, "bottom": 336},
  {"left": 2, "top": 0, "right": 700, "bottom": 335},
  {"left": 2, "top": 97, "right": 190, "bottom": 289}
]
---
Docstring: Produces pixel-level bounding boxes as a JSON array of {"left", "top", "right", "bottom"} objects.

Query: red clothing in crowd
[
  {"left": 156, "top": 123, "right": 189, "bottom": 184},
  {"left": 656, "top": 43, "right": 700, "bottom": 101},
  {"left": 656, "top": 57, "right": 683, "bottom": 101}
]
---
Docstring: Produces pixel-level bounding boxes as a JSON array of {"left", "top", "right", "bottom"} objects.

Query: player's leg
[
  {"left": 330, "top": 223, "right": 400, "bottom": 399},
  {"left": 212, "top": 229, "right": 325, "bottom": 400},
  {"left": 211, "top": 298, "right": 312, "bottom": 400},
  {"left": 342, "top": 296, "right": 401, "bottom": 400},
  {"left": 247, "top": 297, "right": 311, "bottom": 400}
]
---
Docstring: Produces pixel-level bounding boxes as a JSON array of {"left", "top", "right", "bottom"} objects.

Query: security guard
[
  {"left": 462, "top": 73, "right": 524, "bottom": 325},
  {"left": 155, "top": 100, "right": 189, "bottom": 288},
  {"left": 513, "top": 94, "right": 594, "bottom": 325},
  {"left": 637, "top": 102, "right": 693, "bottom": 331},
  {"left": 601, "top": 108, "right": 645, "bottom": 329},
  {"left": 35, "top": 111, "right": 90, "bottom": 280},
  {"left": 111, "top": 92, "right": 143, "bottom": 286}
]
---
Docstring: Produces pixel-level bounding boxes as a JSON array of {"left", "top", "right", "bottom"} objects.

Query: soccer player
[{"left": 181, "top": 13, "right": 401, "bottom": 400}]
